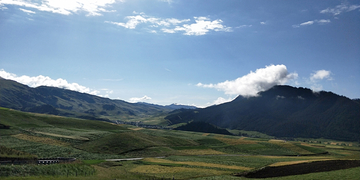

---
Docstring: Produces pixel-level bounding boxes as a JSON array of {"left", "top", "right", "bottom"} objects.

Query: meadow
[{"left": 1, "top": 107, "right": 359, "bottom": 179}]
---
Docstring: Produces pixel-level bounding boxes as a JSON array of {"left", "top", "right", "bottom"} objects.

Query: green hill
[
  {"left": 174, "top": 121, "right": 232, "bottom": 135},
  {"left": 0, "top": 78, "right": 172, "bottom": 121}
]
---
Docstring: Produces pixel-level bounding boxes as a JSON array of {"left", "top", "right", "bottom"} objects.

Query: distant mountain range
[
  {"left": 166, "top": 85, "right": 360, "bottom": 141},
  {"left": 0, "top": 77, "right": 195, "bottom": 121},
  {"left": 2, "top": 77, "right": 359, "bottom": 142}
]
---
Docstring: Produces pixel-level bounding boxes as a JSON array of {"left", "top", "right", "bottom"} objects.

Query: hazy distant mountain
[
  {"left": 0, "top": 78, "right": 172, "bottom": 120},
  {"left": 165, "top": 85, "right": 360, "bottom": 141},
  {"left": 165, "top": 103, "right": 197, "bottom": 110},
  {"left": 136, "top": 102, "right": 197, "bottom": 110}
]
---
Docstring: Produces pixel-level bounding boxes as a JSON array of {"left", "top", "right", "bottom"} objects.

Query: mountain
[
  {"left": 0, "top": 78, "right": 172, "bottom": 120},
  {"left": 165, "top": 85, "right": 360, "bottom": 141},
  {"left": 136, "top": 102, "right": 197, "bottom": 110},
  {"left": 165, "top": 103, "right": 197, "bottom": 110}
]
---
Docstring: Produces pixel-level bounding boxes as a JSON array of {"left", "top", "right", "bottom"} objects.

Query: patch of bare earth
[{"left": 236, "top": 160, "right": 360, "bottom": 178}]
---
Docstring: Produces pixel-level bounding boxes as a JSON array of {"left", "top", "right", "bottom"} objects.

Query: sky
[{"left": 0, "top": 0, "right": 359, "bottom": 107}]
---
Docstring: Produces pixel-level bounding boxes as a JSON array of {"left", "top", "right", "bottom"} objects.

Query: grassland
[{"left": 1, "top": 107, "right": 360, "bottom": 179}]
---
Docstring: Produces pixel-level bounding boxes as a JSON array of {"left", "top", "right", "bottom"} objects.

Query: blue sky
[{"left": 0, "top": 0, "right": 359, "bottom": 107}]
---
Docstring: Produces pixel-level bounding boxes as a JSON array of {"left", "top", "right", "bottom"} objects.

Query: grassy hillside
[
  {"left": 0, "top": 78, "right": 173, "bottom": 121},
  {"left": 1, "top": 108, "right": 360, "bottom": 179}
]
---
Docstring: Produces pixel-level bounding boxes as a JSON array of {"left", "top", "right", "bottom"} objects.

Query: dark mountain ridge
[
  {"left": 166, "top": 85, "right": 360, "bottom": 141},
  {"left": 174, "top": 121, "right": 232, "bottom": 135}
]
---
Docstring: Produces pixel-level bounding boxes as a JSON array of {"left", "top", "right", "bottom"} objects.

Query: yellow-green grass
[
  {"left": 130, "top": 165, "right": 230, "bottom": 179},
  {"left": 216, "top": 137, "right": 257, "bottom": 145},
  {"left": 143, "top": 158, "right": 253, "bottom": 170},
  {"left": 268, "top": 159, "right": 334, "bottom": 167},
  {"left": 0, "top": 145, "right": 36, "bottom": 159},
  {"left": 128, "top": 127, "right": 144, "bottom": 131},
  {"left": 176, "top": 149, "right": 225, "bottom": 155},
  {"left": 12, "top": 134, "right": 69, "bottom": 146},
  {"left": 29, "top": 131, "right": 89, "bottom": 141},
  {"left": 268, "top": 140, "right": 313, "bottom": 155}
]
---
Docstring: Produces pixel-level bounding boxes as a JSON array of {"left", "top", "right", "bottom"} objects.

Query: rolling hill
[
  {"left": 165, "top": 85, "right": 360, "bottom": 141},
  {"left": 0, "top": 77, "right": 186, "bottom": 121}
]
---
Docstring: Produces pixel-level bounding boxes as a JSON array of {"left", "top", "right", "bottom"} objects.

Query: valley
[{"left": 1, "top": 107, "right": 359, "bottom": 179}]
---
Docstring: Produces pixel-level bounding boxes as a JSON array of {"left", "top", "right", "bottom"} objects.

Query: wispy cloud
[
  {"left": 320, "top": 3, "right": 360, "bottom": 16},
  {"left": 129, "top": 95, "right": 152, "bottom": 103},
  {"left": 236, "top": 24, "right": 252, "bottom": 28},
  {"left": 197, "top": 64, "right": 298, "bottom": 97},
  {"left": 106, "top": 12, "right": 231, "bottom": 36},
  {"left": 0, "top": 0, "right": 123, "bottom": 16},
  {"left": 0, "top": 4, "right": 8, "bottom": 10},
  {"left": 300, "top": 20, "right": 314, "bottom": 26},
  {"left": 19, "top": 8, "right": 35, "bottom": 15},
  {"left": 292, "top": 19, "right": 330, "bottom": 28},
  {"left": 0, "top": 69, "right": 100, "bottom": 95}
]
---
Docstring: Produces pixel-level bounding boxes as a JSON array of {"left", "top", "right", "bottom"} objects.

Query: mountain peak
[{"left": 166, "top": 85, "right": 360, "bottom": 141}]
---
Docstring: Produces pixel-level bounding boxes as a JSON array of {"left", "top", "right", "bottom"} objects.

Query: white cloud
[
  {"left": 0, "top": 4, "right": 7, "bottom": 10},
  {"left": 172, "top": 17, "right": 232, "bottom": 35},
  {"left": 317, "top": 19, "right": 331, "bottom": 24},
  {"left": 321, "top": 3, "right": 360, "bottom": 16},
  {"left": 107, "top": 13, "right": 231, "bottom": 36},
  {"left": 105, "top": 15, "right": 148, "bottom": 29},
  {"left": 260, "top": 22, "right": 266, "bottom": 25},
  {"left": 300, "top": 21, "right": 314, "bottom": 26},
  {"left": 212, "top": 97, "right": 234, "bottom": 105},
  {"left": 0, "top": 0, "right": 123, "bottom": 16},
  {"left": 310, "top": 70, "right": 332, "bottom": 82},
  {"left": 308, "top": 70, "right": 332, "bottom": 92},
  {"left": 293, "top": 19, "right": 330, "bottom": 28},
  {"left": 311, "top": 84, "right": 323, "bottom": 92},
  {"left": 129, "top": 95, "right": 152, "bottom": 103},
  {"left": 0, "top": 69, "right": 100, "bottom": 95},
  {"left": 197, "top": 64, "right": 298, "bottom": 97},
  {"left": 19, "top": 8, "right": 35, "bottom": 14},
  {"left": 106, "top": 13, "right": 190, "bottom": 30},
  {"left": 236, "top": 24, "right": 252, "bottom": 28}
]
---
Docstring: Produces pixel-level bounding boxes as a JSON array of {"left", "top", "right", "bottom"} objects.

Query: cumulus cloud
[
  {"left": 308, "top": 70, "right": 332, "bottom": 92},
  {"left": 0, "top": 69, "right": 100, "bottom": 95},
  {"left": 106, "top": 12, "right": 231, "bottom": 36},
  {"left": 310, "top": 70, "right": 332, "bottom": 82},
  {"left": 292, "top": 19, "right": 330, "bottom": 28},
  {"left": 0, "top": 0, "right": 123, "bottom": 16},
  {"left": 129, "top": 95, "right": 152, "bottom": 103},
  {"left": 169, "top": 17, "right": 232, "bottom": 35},
  {"left": 321, "top": 3, "right": 360, "bottom": 16},
  {"left": 197, "top": 64, "right": 298, "bottom": 97}
]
